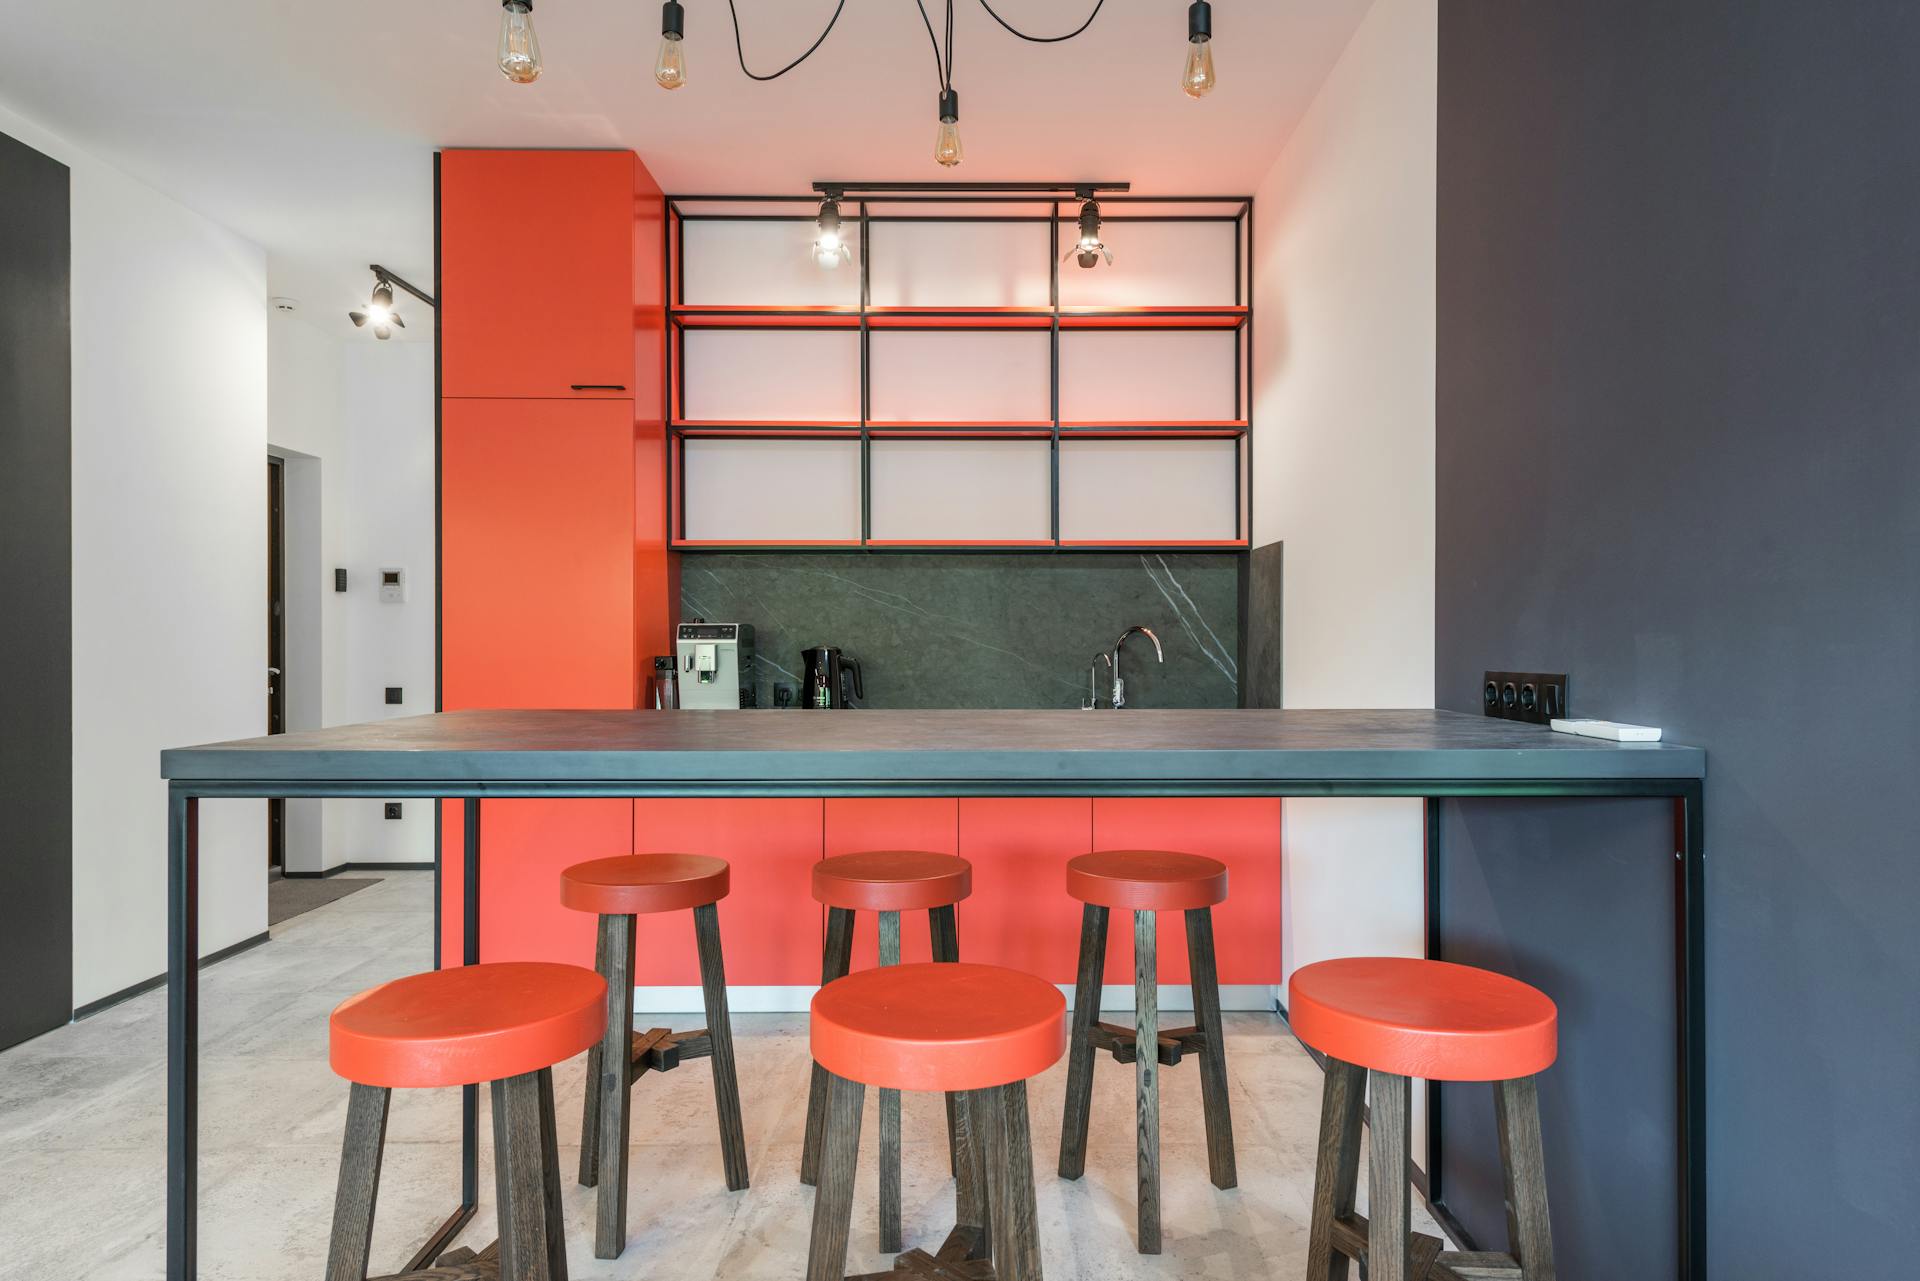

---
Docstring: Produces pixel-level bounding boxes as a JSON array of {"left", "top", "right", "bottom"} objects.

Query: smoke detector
[{"left": 269, "top": 296, "right": 299, "bottom": 313}]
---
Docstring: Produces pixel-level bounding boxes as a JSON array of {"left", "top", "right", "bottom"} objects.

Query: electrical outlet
[
  {"left": 384, "top": 687, "right": 402, "bottom": 705},
  {"left": 384, "top": 803, "right": 403, "bottom": 821},
  {"left": 1482, "top": 670, "right": 1568, "bottom": 725}
]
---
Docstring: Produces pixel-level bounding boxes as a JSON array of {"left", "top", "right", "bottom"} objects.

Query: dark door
[
  {"left": 266, "top": 456, "right": 285, "bottom": 869},
  {"left": 0, "top": 130, "right": 73, "bottom": 1048}
]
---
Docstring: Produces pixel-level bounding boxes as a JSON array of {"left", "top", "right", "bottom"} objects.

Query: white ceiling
[{"left": 0, "top": 0, "right": 1371, "bottom": 340}]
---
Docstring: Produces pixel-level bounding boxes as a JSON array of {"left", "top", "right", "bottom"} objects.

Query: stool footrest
[
  {"left": 1431, "top": 1253, "right": 1526, "bottom": 1281},
  {"left": 629, "top": 1026, "right": 712, "bottom": 1074},
  {"left": 1089, "top": 1021, "right": 1205, "bottom": 1067},
  {"left": 1327, "top": 1214, "right": 1450, "bottom": 1280},
  {"left": 848, "top": 1224, "right": 994, "bottom": 1280},
  {"left": 369, "top": 1237, "right": 501, "bottom": 1280}
]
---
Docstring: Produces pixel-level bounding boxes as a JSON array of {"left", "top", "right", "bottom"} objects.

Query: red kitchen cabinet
[
  {"left": 630, "top": 799, "right": 824, "bottom": 986},
  {"left": 1091, "top": 798, "right": 1282, "bottom": 986},
  {"left": 825, "top": 799, "right": 959, "bottom": 966},
  {"left": 440, "top": 149, "right": 640, "bottom": 399},
  {"left": 955, "top": 798, "right": 1094, "bottom": 981},
  {"left": 439, "top": 797, "right": 631, "bottom": 968}
]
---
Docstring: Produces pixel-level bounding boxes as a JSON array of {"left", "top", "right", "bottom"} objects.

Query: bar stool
[
  {"left": 1056, "top": 849, "right": 1237, "bottom": 1254},
  {"left": 323, "top": 961, "right": 606, "bottom": 1281},
  {"left": 800, "top": 850, "right": 971, "bottom": 1254},
  {"left": 561, "top": 852, "right": 749, "bottom": 1260},
  {"left": 1290, "top": 957, "right": 1559, "bottom": 1281},
  {"left": 807, "top": 962, "right": 1066, "bottom": 1281}
]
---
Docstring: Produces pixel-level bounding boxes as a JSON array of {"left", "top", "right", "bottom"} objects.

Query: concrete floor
[{"left": 0, "top": 871, "right": 1443, "bottom": 1279}]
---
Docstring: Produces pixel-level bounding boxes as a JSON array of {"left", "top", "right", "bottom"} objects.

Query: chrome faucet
[
  {"left": 1083, "top": 653, "right": 1111, "bottom": 709},
  {"left": 1110, "top": 625, "right": 1163, "bottom": 709}
]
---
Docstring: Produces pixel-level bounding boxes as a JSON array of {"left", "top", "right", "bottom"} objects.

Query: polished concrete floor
[{"left": 0, "top": 872, "right": 1443, "bottom": 1279}]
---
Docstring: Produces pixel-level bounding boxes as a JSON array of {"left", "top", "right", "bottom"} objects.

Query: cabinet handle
[{"left": 570, "top": 383, "right": 626, "bottom": 391}]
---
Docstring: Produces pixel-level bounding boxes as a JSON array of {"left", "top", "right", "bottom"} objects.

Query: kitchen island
[{"left": 159, "top": 708, "right": 1706, "bottom": 1281}]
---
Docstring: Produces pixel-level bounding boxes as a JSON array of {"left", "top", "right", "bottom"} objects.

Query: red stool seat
[
  {"left": 1288, "top": 957, "right": 1558, "bottom": 1081},
  {"left": 560, "top": 852, "right": 730, "bottom": 916},
  {"left": 330, "top": 962, "right": 607, "bottom": 1089},
  {"left": 811, "top": 962, "right": 1065, "bottom": 1093},
  {"left": 1065, "top": 849, "right": 1228, "bottom": 911},
  {"left": 812, "top": 850, "right": 972, "bottom": 912}
]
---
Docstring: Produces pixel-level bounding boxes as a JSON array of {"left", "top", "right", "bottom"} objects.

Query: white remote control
[{"left": 1550, "top": 718, "right": 1662, "bottom": 742}]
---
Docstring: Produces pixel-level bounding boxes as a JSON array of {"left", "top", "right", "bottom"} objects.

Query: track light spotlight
[
  {"left": 1183, "top": 1, "right": 1215, "bottom": 98},
  {"left": 1065, "top": 197, "right": 1111, "bottom": 268},
  {"left": 934, "top": 88, "right": 963, "bottom": 168},
  {"left": 349, "top": 280, "right": 403, "bottom": 341},
  {"left": 498, "top": 0, "right": 541, "bottom": 84},
  {"left": 656, "top": 1, "right": 687, "bottom": 89},
  {"left": 813, "top": 197, "right": 852, "bottom": 268}
]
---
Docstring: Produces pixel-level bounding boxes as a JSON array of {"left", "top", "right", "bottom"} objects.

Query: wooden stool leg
[
  {"left": 1183, "top": 906, "right": 1238, "bottom": 1190},
  {"left": 1303, "top": 1057, "right": 1366, "bottom": 1281},
  {"left": 801, "top": 906, "right": 856, "bottom": 1186},
  {"left": 578, "top": 914, "right": 611, "bottom": 1187},
  {"left": 694, "top": 901, "right": 751, "bottom": 1192},
  {"left": 592, "top": 912, "right": 636, "bottom": 1259},
  {"left": 493, "top": 1071, "right": 557, "bottom": 1281},
  {"left": 1495, "top": 1074, "right": 1557, "bottom": 1281},
  {"left": 1133, "top": 908, "right": 1161, "bottom": 1254},
  {"left": 878, "top": 909, "right": 903, "bottom": 1253},
  {"left": 952, "top": 1088, "right": 992, "bottom": 1257},
  {"left": 984, "top": 1080, "right": 1043, "bottom": 1281},
  {"left": 930, "top": 903, "right": 962, "bottom": 1177},
  {"left": 536, "top": 1067, "right": 569, "bottom": 1281},
  {"left": 806, "top": 1070, "right": 866, "bottom": 1281},
  {"left": 1367, "top": 1071, "right": 1412, "bottom": 1281},
  {"left": 324, "top": 1083, "right": 390, "bottom": 1281},
  {"left": 1056, "top": 903, "right": 1109, "bottom": 1180}
]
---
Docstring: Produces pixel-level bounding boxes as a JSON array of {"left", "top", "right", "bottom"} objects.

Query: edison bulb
[
  {"left": 934, "top": 120, "right": 963, "bottom": 168},
  {"left": 1182, "top": 37, "right": 1215, "bottom": 98},
  {"left": 498, "top": 1, "right": 541, "bottom": 84},
  {"left": 655, "top": 34, "right": 686, "bottom": 89}
]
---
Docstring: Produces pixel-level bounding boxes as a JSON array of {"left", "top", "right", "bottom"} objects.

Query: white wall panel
[
  {"left": 1060, "top": 331, "right": 1239, "bottom": 421},
  {"left": 870, "top": 440, "right": 1051, "bottom": 541},
  {"left": 1058, "top": 219, "right": 1240, "bottom": 308},
  {"left": 682, "top": 219, "right": 859, "bottom": 307},
  {"left": 867, "top": 221, "right": 1050, "bottom": 308},
  {"left": 683, "top": 439, "right": 862, "bottom": 541},
  {"left": 1059, "top": 439, "right": 1239, "bottom": 541},
  {"left": 869, "top": 331, "right": 1050, "bottom": 422},
  {"left": 682, "top": 330, "right": 860, "bottom": 421}
]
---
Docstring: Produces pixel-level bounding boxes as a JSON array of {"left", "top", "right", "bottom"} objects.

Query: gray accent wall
[
  {"left": 679, "top": 552, "right": 1241, "bottom": 709},
  {"left": 1437, "top": 5, "right": 1920, "bottom": 1278},
  {"left": 0, "top": 130, "right": 72, "bottom": 1048}
]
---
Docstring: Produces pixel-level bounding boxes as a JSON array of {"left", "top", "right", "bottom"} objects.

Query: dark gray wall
[
  {"left": 0, "top": 130, "right": 73, "bottom": 1048},
  {"left": 1437, "top": 5, "right": 1920, "bottom": 1278},
  {"left": 680, "top": 552, "right": 1241, "bottom": 709}
]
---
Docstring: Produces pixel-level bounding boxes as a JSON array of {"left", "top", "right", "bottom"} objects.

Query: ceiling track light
[
  {"left": 656, "top": 1, "right": 686, "bottom": 90},
  {"left": 1067, "top": 192, "right": 1112, "bottom": 269},
  {"left": 813, "top": 194, "right": 852, "bottom": 268},
  {"left": 498, "top": 0, "right": 541, "bottom": 84},
  {"left": 1184, "top": 1, "right": 1216, "bottom": 98},
  {"left": 348, "top": 266, "right": 436, "bottom": 341}
]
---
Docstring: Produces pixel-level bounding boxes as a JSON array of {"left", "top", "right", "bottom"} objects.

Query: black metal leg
[
  {"left": 1423, "top": 797, "right": 1443, "bottom": 1208},
  {"left": 166, "top": 789, "right": 198, "bottom": 1281},
  {"left": 1678, "top": 782, "right": 1706, "bottom": 1281}
]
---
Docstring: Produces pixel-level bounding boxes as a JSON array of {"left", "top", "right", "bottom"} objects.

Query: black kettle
[{"left": 800, "top": 647, "right": 863, "bottom": 709}]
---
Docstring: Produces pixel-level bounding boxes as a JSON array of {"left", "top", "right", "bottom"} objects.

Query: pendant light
[
  {"left": 813, "top": 196, "right": 852, "bottom": 268},
  {"left": 655, "top": 1, "right": 687, "bottom": 89},
  {"left": 498, "top": 0, "right": 541, "bottom": 84},
  {"left": 934, "top": 89, "right": 963, "bottom": 168},
  {"left": 1182, "top": 1, "right": 1216, "bottom": 98},
  {"left": 1066, "top": 197, "right": 1112, "bottom": 268}
]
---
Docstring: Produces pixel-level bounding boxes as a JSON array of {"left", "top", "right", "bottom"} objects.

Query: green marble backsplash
[{"left": 678, "top": 553, "right": 1242, "bottom": 710}]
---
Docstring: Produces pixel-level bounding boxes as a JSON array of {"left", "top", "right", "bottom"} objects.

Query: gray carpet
[{"left": 267, "top": 876, "right": 381, "bottom": 926}]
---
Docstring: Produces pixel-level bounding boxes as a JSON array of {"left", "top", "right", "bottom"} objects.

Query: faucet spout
[
  {"left": 1083, "top": 653, "right": 1112, "bottom": 710},
  {"left": 1110, "top": 625, "right": 1163, "bottom": 709}
]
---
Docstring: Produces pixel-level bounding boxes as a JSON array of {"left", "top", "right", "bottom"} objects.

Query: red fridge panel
[{"left": 955, "top": 797, "right": 1095, "bottom": 981}]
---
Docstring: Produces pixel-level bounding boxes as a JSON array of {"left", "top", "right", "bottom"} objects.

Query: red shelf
[
  {"left": 1057, "top": 539, "right": 1251, "bottom": 548},
  {"left": 674, "top": 421, "right": 860, "bottom": 439},
  {"left": 865, "top": 539, "right": 1058, "bottom": 547},
  {"left": 1061, "top": 420, "right": 1247, "bottom": 437},
  {"left": 669, "top": 305, "right": 1248, "bottom": 332},
  {"left": 671, "top": 539, "right": 865, "bottom": 549}
]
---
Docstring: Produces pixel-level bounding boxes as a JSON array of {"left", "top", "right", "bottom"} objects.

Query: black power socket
[
  {"left": 384, "top": 803, "right": 403, "bottom": 820},
  {"left": 1482, "top": 670, "right": 1568, "bottom": 725}
]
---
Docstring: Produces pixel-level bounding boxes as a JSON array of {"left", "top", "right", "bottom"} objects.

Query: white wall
[
  {"left": 1250, "top": 0, "right": 1437, "bottom": 995},
  {"left": 0, "top": 101, "right": 272, "bottom": 1007},
  {"left": 267, "top": 312, "right": 437, "bottom": 870}
]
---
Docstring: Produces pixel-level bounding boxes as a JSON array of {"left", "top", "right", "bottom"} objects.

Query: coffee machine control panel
[{"left": 675, "top": 623, "right": 757, "bottom": 709}]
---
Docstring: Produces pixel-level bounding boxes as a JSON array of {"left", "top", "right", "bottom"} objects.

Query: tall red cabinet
[{"left": 438, "top": 149, "right": 673, "bottom": 967}]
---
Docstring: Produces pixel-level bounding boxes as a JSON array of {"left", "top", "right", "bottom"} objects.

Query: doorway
[{"left": 267, "top": 455, "right": 285, "bottom": 869}]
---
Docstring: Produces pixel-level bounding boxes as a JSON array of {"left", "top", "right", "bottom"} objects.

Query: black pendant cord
[
  {"left": 725, "top": 0, "right": 848, "bottom": 81},
  {"left": 977, "top": 0, "right": 1104, "bottom": 43},
  {"left": 915, "top": 0, "right": 956, "bottom": 92}
]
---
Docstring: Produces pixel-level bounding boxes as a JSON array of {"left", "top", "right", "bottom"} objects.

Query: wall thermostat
[{"left": 378, "top": 568, "right": 406, "bottom": 603}]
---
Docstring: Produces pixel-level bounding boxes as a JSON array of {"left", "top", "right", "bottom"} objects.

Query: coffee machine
[
  {"left": 675, "top": 623, "right": 757, "bottom": 709},
  {"left": 800, "top": 646, "right": 863, "bottom": 709}
]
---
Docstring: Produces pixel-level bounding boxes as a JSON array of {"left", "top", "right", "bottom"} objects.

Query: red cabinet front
[
  {"left": 826, "top": 798, "right": 960, "bottom": 967},
  {"left": 440, "top": 149, "right": 637, "bottom": 399}
]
